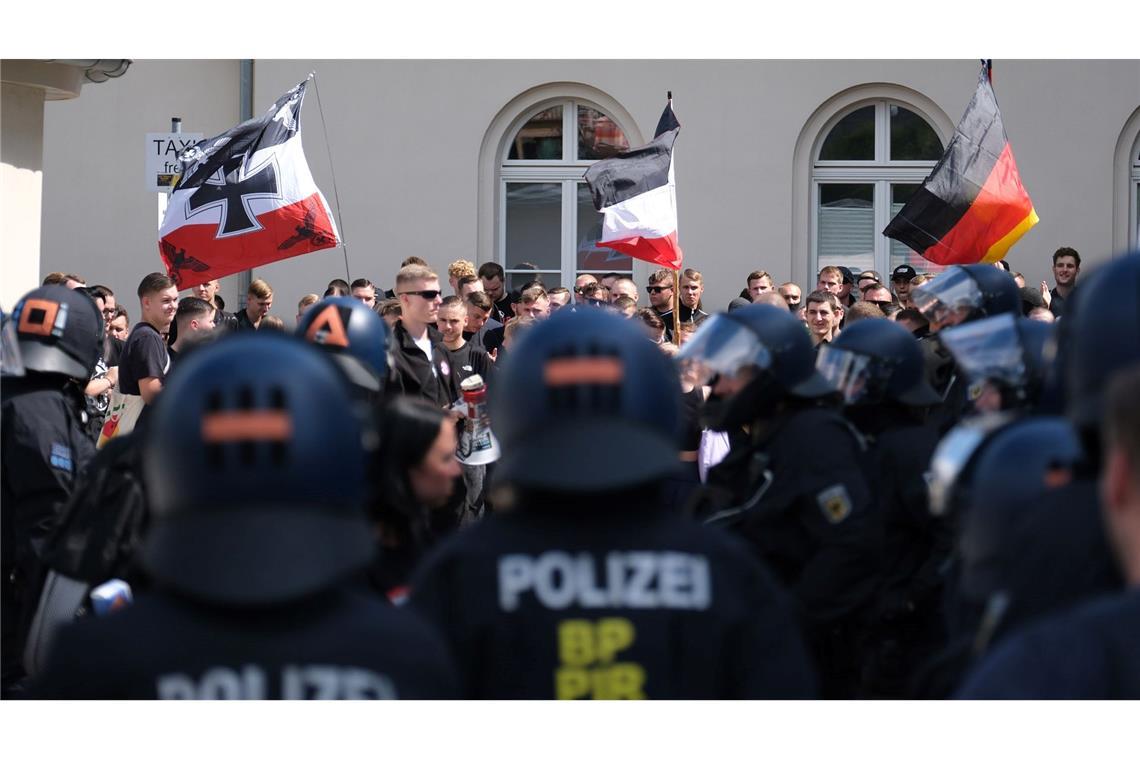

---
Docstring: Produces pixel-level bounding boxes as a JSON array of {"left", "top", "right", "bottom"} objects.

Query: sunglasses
[
  {"left": 646, "top": 286, "right": 672, "bottom": 294},
  {"left": 398, "top": 290, "right": 442, "bottom": 300}
]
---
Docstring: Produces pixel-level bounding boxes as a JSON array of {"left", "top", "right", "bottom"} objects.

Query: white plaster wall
[{"left": 34, "top": 59, "right": 1140, "bottom": 321}]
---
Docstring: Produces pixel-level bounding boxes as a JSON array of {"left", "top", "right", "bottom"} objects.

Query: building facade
[{"left": 16, "top": 59, "right": 1140, "bottom": 317}]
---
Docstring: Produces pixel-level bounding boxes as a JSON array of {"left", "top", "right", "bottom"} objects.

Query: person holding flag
[{"left": 158, "top": 76, "right": 340, "bottom": 290}]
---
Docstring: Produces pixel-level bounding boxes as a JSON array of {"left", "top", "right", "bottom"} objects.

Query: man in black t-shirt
[
  {"left": 438, "top": 296, "right": 494, "bottom": 387},
  {"left": 118, "top": 273, "right": 177, "bottom": 413}
]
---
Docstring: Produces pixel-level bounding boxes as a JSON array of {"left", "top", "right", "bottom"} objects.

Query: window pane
[
  {"left": 890, "top": 105, "right": 943, "bottom": 161},
  {"left": 507, "top": 106, "right": 563, "bottom": 160},
  {"left": 818, "top": 106, "right": 875, "bottom": 161},
  {"left": 506, "top": 271, "right": 561, "bottom": 293},
  {"left": 889, "top": 184, "right": 946, "bottom": 275},
  {"left": 505, "top": 183, "right": 561, "bottom": 271},
  {"left": 578, "top": 106, "right": 630, "bottom": 160},
  {"left": 576, "top": 183, "right": 632, "bottom": 272},
  {"left": 817, "top": 183, "right": 874, "bottom": 274}
]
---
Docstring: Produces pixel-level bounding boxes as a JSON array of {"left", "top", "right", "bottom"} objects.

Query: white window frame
[
  {"left": 811, "top": 100, "right": 942, "bottom": 277},
  {"left": 499, "top": 99, "right": 634, "bottom": 287},
  {"left": 1132, "top": 137, "right": 1140, "bottom": 249}
]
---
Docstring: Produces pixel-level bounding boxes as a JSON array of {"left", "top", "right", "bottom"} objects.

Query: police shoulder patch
[
  {"left": 50, "top": 442, "right": 73, "bottom": 473},
  {"left": 817, "top": 484, "right": 852, "bottom": 524}
]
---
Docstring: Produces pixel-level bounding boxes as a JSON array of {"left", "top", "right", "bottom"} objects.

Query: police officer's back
[
  {"left": 33, "top": 333, "right": 457, "bottom": 699},
  {"left": 2, "top": 286, "right": 103, "bottom": 696},
  {"left": 679, "top": 305, "right": 880, "bottom": 697},
  {"left": 408, "top": 309, "right": 816, "bottom": 699}
]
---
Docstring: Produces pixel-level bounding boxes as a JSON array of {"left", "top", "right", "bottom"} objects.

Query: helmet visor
[
  {"left": 928, "top": 414, "right": 1014, "bottom": 516},
  {"left": 1, "top": 315, "right": 25, "bottom": 377},
  {"left": 911, "top": 268, "right": 983, "bottom": 325},
  {"left": 939, "top": 313, "right": 1026, "bottom": 389},
  {"left": 816, "top": 345, "right": 890, "bottom": 404},
  {"left": 675, "top": 314, "right": 772, "bottom": 387}
]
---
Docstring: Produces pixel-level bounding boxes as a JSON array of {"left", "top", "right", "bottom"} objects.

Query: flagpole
[
  {"left": 665, "top": 91, "right": 683, "bottom": 346},
  {"left": 310, "top": 71, "right": 352, "bottom": 282}
]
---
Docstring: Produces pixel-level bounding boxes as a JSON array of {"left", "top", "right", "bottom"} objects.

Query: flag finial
[{"left": 667, "top": 90, "right": 672, "bottom": 101}]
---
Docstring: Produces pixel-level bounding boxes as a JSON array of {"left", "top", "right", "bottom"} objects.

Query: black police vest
[
  {"left": 408, "top": 505, "right": 817, "bottom": 699},
  {"left": 31, "top": 589, "right": 458, "bottom": 699}
]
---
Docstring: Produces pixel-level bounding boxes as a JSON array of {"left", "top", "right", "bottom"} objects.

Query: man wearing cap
[
  {"left": 836, "top": 267, "right": 857, "bottom": 311},
  {"left": 2, "top": 285, "right": 104, "bottom": 696},
  {"left": 890, "top": 265, "right": 918, "bottom": 308}
]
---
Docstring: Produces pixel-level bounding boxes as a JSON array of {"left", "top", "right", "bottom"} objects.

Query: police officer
[
  {"left": 935, "top": 252, "right": 1140, "bottom": 697},
  {"left": 677, "top": 304, "right": 878, "bottom": 698},
  {"left": 956, "top": 364, "right": 1140, "bottom": 698},
  {"left": 408, "top": 308, "right": 817, "bottom": 699},
  {"left": 909, "top": 416, "right": 1084, "bottom": 696},
  {"left": 33, "top": 333, "right": 458, "bottom": 698},
  {"left": 815, "top": 318, "right": 947, "bottom": 697},
  {"left": 2, "top": 285, "right": 103, "bottom": 696},
  {"left": 909, "top": 263, "right": 1021, "bottom": 430}
]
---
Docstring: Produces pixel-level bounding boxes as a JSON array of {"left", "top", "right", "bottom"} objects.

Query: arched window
[
  {"left": 1132, "top": 135, "right": 1140, "bottom": 249},
  {"left": 499, "top": 99, "right": 633, "bottom": 291},
  {"left": 812, "top": 101, "right": 945, "bottom": 278}
]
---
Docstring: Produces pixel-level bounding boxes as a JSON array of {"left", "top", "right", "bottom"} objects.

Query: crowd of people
[{"left": 2, "top": 241, "right": 1138, "bottom": 700}]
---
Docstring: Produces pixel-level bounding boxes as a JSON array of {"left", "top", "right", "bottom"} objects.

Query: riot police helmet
[
  {"left": 1063, "top": 251, "right": 1140, "bottom": 431},
  {"left": 489, "top": 307, "right": 682, "bottom": 492},
  {"left": 911, "top": 264, "right": 1020, "bottom": 330},
  {"left": 295, "top": 295, "right": 390, "bottom": 393},
  {"left": 957, "top": 416, "right": 1084, "bottom": 604},
  {"left": 141, "top": 332, "right": 374, "bottom": 606},
  {"left": 940, "top": 314, "right": 1054, "bottom": 412},
  {"left": 8, "top": 285, "right": 103, "bottom": 381},
  {"left": 816, "top": 318, "right": 940, "bottom": 406}
]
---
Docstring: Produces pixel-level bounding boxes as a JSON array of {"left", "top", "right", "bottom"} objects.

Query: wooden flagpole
[{"left": 667, "top": 91, "right": 682, "bottom": 346}]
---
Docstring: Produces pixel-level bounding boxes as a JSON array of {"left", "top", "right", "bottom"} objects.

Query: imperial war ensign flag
[
  {"left": 584, "top": 100, "right": 683, "bottom": 270},
  {"left": 158, "top": 78, "right": 339, "bottom": 289}
]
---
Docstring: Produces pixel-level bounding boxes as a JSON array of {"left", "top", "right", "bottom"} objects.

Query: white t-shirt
[{"left": 412, "top": 332, "right": 437, "bottom": 376}]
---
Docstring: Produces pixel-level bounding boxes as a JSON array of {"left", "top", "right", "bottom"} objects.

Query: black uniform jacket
[
  {"left": 32, "top": 587, "right": 459, "bottom": 699},
  {"left": 408, "top": 497, "right": 817, "bottom": 699},
  {"left": 957, "top": 589, "right": 1140, "bottom": 699},
  {"left": 2, "top": 376, "right": 95, "bottom": 689},
  {"left": 709, "top": 405, "right": 881, "bottom": 629},
  {"left": 389, "top": 321, "right": 460, "bottom": 408}
]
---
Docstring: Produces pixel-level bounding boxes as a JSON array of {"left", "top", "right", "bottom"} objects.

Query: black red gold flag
[{"left": 883, "top": 61, "right": 1038, "bottom": 265}]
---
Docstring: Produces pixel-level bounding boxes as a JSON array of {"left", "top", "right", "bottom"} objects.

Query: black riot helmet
[
  {"left": 939, "top": 314, "right": 1054, "bottom": 413},
  {"left": 911, "top": 264, "right": 1020, "bottom": 331},
  {"left": 816, "top": 318, "right": 940, "bottom": 407},
  {"left": 489, "top": 307, "right": 682, "bottom": 492},
  {"left": 676, "top": 304, "right": 836, "bottom": 430},
  {"left": 1063, "top": 251, "right": 1140, "bottom": 433},
  {"left": 296, "top": 296, "right": 391, "bottom": 393},
  {"left": 957, "top": 416, "right": 1084, "bottom": 608},
  {"left": 141, "top": 332, "right": 374, "bottom": 606},
  {"left": 8, "top": 285, "right": 103, "bottom": 381}
]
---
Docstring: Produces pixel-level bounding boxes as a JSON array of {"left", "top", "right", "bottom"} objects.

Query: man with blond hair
[
  {"left": 235, "top": 279, "right": 273, "bottom": 331},
  {"left": 448, "top": 259, "right": 477, "bottom": 295},
  {"left": 390, "top": 264, "right": 459, "bottom": 408}
]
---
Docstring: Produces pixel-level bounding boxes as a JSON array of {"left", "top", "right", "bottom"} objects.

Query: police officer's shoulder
[{"left": 957, "top": 590, "right": 1140, "bottom": 699}]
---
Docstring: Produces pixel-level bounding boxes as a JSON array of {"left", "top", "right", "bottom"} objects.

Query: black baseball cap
[
  {"left": 837, "top": 266, "right": 856, "bottom": 285},
  {"left": 892, "top": 264, "right": 918, "bottom": 282}
]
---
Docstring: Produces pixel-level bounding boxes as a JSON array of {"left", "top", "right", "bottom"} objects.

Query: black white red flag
[
  {"left": 584, "top": 101, "right": 683, "bottom": 270},
  {"left": 158, "top": 78, "right": 339, "bottom": 289}
]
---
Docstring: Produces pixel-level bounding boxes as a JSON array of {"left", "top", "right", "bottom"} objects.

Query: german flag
[{"left": 884, "top": 61, "right": 1038, "bottom": 266}]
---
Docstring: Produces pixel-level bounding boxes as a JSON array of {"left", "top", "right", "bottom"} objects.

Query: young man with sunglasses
[
  {"left": 646, "top": 269, "right": 677, "bottom": 341},
  {"left": 389, "top": 264, "right": 460, "bottom": 409}
]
